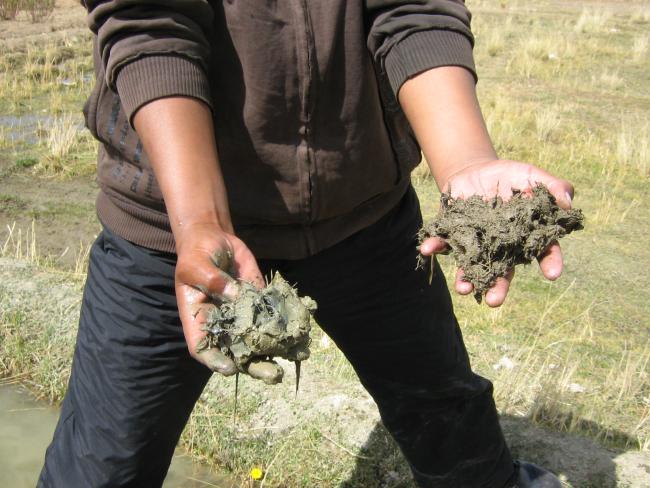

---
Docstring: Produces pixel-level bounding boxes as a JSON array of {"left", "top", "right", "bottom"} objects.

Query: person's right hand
[
  {"left": 131, "top": 96, "right": 283, "bottom": 383},
  {"left": 174, "top": 222, "right": 284, "bottom": 384}
]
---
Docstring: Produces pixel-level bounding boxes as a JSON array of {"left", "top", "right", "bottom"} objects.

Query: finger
[
  {"left": 455, "top": 268, "right": 474, "bottom": 295},
  {"left": 244, "top": 359, "right": 284, "bottom": 385},
  {"left": 185, "top": 298, "right": 216, "bottom": 323},
  {"left": 235, "top": 254, "right": 265, "bottom": 289},
  {"left": 537, "top": 241, "right": 563, "bottom": 281},
  {"left": 177, "top": 287, "right": 212, "bottom": 346},
  {"left": 544, "top": 178, "right": 574, "bottom": 210},
  {"left": 419, "top": 236, "right": 449, "bottom": 256},
  {"left": 519, "top": 165, "right": 574, "bottom": 210},
  {"left": 180, "top": 297, "right": 238, "bottom": 376},
  {"left": 485, "top": 268, "right": 515, "bottom": 307},
  {"left": 177, "top": 257, "right": 240, "bottom": 300},
  {"left": 177, "top": 289, "right": 220, "bottom": 357},
  {"left": 177, "top": 288, "right": 212, "bottom": 345},
  {"left": 196, "top": 348, "right": 237, "bottom": 376}
]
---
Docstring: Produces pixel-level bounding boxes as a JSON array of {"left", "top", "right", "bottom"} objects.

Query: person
[{"left": 39, "top": 1, "right": 573, "bottom": 487}]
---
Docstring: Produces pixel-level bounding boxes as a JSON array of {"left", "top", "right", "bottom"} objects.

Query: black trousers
[{"left": 39, "top": 187, "right": 514, "bottom": 487}]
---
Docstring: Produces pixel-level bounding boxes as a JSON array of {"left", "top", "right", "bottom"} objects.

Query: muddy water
[{"left": 0, "top": 385, "right": 230, "bottom": 487}]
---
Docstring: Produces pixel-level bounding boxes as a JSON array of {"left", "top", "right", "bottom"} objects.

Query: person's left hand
[{"left": 419, "top": 159, "right": 574, "bottom": 307}]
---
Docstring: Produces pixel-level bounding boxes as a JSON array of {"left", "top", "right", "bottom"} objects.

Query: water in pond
[
  {"left": 0, "top": 385, "right": 231, "bottom": 487},
  {"left": 0, "top": 114, "right": 56, "bottom": 146}
]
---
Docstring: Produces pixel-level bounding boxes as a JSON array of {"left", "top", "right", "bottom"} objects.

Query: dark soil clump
[
  {"left": 419, "top": 184, "right": 584, "bottom": 303},
  {"left": 204, "top": 272, "right": 316, "bottom": 370}
]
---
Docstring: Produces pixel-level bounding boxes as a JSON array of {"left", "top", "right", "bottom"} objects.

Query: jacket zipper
[{"left": 296, "top": 0, "right": 317, "bottom": 247}]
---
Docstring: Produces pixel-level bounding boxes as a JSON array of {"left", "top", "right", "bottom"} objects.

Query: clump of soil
[
  {"left": 419, "top": 184, "right": 584, "bottom": 303},
  {"left": 203, "top": 272, "right": 316, "bottom": 370}
]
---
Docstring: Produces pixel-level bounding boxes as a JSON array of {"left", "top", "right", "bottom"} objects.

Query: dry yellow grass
[
  {"left": 574, "top": 8, "right": 613, "bottom": 33},
  {"left": 1, "top": 1, "right": 649, "bottom": 486}
]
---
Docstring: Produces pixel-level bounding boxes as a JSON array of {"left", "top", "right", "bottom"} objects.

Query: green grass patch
[
  {"left": 0, "top": 194, "right": 28, "bottom": 213},
  {"left": 15, "top": 156, "right": 38, "bottom": 168}
]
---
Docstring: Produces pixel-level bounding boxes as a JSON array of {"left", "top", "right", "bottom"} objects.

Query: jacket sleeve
[
  {"left": 82, "top": 0, "right": 214, "bottom": 122},
  {"left": 365, "top": 0, "right": 476, "bottom": 96}
]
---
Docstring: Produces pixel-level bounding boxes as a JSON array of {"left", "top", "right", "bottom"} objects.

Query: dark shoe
[{"left": 513, "top": 461, "right": 562, "bottom": 487}]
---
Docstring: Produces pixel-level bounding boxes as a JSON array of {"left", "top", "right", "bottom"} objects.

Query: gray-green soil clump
[
  {"left": 419, "top": 184, "right": 584, "bottom": 303},
  {"left": 204, "top": 272, "right": 316, "bottom": 372}
]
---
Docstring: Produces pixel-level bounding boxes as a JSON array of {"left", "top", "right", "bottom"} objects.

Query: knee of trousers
[{"left": 367, "top": 372, "right": 496, "bottom": 429}]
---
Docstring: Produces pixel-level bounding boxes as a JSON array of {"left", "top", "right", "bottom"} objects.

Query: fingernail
[
  {"left": 565, "top": 192, "right": 572, "bottom": 206},
  {"left": 200, "top": 351, "right": 237, "bottom": 376},
  {"left": 211, "top": 359, "right": 237, "bottom": 376}
]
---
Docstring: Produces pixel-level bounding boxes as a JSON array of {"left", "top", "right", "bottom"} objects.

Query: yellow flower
[{"left": 250, "top": 467, "right": 264, "bottom": 480}]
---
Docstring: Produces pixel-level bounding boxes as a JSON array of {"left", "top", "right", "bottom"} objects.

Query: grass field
[{"left": 1, "top": 1, "right": 649, "bottom": 486}]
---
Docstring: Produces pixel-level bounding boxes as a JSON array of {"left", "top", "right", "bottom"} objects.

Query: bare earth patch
[
  {"left": 0, "top": 0, "right": 86, "bottom": 51},
  {"left": 0, "top": 173, "right": 100, "bottom": 269},
  {"left": 1, "top": 259, "right": 649, "bottom": 487}
]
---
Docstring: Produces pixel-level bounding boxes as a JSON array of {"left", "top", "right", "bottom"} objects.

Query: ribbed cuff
[
  {"left": 384, "top": 29, "right": 477, "bottom": 96},
  {"left": 115, "top": 55, "right": 213, "bottom": 126},
  {"left": 97, "top": 189, "right": 176, "bottom": 254}
]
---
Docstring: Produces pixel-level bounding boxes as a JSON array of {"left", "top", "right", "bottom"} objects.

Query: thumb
[
  {"left": 419, "top": 236, "right": 450, "bottom": 256},
  {"left": 544, "top": 178, "right": 574, "bottom": 210},
  {"left": 195, "top": 347, "right": 237, "bottom": 376},
  {"left": 523, "top": 165, "right": 574, "bottom": 210}
]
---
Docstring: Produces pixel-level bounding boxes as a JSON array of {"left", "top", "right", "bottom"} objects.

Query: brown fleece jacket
[{"left": 81, "top": 0, "right": 476, "bottom": 259}]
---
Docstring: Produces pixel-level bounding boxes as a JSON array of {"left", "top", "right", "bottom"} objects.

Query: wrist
[
  {"left": 172, "top": 211, "right": 232, "bottom": 234},
  {"left": 167, "top": 192, "right": 234, "bottom": 244},
  {"left": 172, "top": 219, "right": 233, "bottom": 254}
]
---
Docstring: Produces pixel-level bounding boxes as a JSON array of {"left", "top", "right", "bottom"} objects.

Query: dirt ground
[
  {"left": 0, "top": 1, "right": 99, "bottom": 268},
  {"left": 0, "top": 0, "right": 86, "bottom": 51},
  {"left": 0, "top": 171, "right": 99, "bottom": 267},
  {"left": 1, "top": 258, "right": 649, "bottom": 487}
]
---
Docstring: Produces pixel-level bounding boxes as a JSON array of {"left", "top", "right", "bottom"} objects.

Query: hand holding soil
[
  {"left": 419, "top": 160, "right": 582, "bottom": 306},
  {"left": 201, "top": 273, "right": 316, "bottom": 385},
  {"left": 173, "top": 222, "right": 280, "bottom": 382},
  {"left": 175, "top": 223, "right": 315, "bottom": 385}
]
